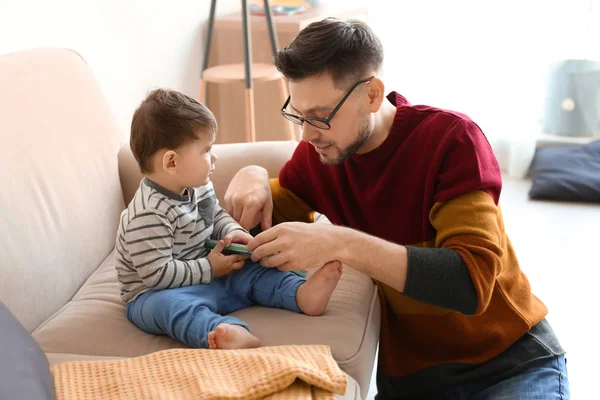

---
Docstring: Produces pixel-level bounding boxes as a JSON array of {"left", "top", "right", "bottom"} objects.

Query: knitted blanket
[{"left": 50, "top": 345, "right": 348, "bottom": 399}]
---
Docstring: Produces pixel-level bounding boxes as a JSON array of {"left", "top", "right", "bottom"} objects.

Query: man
[{"left": 224, "top": 18, "right": 568, "bottom": 399}]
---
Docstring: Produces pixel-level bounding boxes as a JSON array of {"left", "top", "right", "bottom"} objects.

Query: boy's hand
[
  {"left": 208, "top": 240, "right": 248, "bottom": 278},
  {"left": 223, "top": 230, "right": 253, "bottom": 246}
]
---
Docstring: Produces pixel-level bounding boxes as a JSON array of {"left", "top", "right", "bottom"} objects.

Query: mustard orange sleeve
[
  {"left": 428, "top": 190, "right": 504, "bottom": 315},
  {"left": 269, "top": 178, "right": 316, "bottom": 225}
]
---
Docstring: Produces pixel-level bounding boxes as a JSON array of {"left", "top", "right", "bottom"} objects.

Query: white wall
[
  {"left": 368, "top": 0, "right": 599, "bottom": 138},
  {"left": 2, "top": 0, "right": 598, "bottom": 161},
  {"left": 366, "top": 0, "right": 600, "bottom": 175},
  {"left": 0, "top": 0, "right": 241, "bottom": 142}
]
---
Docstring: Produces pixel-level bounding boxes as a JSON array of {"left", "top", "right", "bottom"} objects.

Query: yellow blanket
[{"left": 51, "top": 345, "right": 348, "bottom": 400}]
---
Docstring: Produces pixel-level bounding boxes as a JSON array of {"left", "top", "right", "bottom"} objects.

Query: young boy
[{"left": 115, "top": 89, "right": 342, "bottom": 350}]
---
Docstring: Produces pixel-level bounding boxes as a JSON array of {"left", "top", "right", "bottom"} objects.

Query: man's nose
[{"left": 301, "top": 123, "right": 320, "bottom": 143}]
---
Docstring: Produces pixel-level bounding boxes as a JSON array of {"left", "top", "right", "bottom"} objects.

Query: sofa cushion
[
  {"left": 0, "top": 49, "right": 124, "bottom": 332},
  {"left": 33, "top": 251, "right": 380, "bottom": 396},
  {"left": 0, "top": 301, "right": 54, "bottom": 400},
  {"left": 529, "top": 140, "right": 600, "bottom": 203}
]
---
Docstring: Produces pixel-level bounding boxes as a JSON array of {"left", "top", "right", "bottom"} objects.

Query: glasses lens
[
  {"left": 282, "top": 113, "right": 303, "bottom": 126},
  {"left": 307, "top": 119, "right": 330, "bottom": 130}
]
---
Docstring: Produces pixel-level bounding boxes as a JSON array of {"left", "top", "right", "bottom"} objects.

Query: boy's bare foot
[
  {"left": 296, "top": 261, "right": 343, "bottom": 316},
  {"left": 207, "top": 323, "right": 260, "bottom": 350}
]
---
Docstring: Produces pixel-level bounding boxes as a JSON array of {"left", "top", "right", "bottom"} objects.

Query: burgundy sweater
[{"left": 271, "top": 92, "right": 562, "bottom": 397}]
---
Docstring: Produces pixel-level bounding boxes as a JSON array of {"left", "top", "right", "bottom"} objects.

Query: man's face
[{"left": 288, "top": 74, "right": 373, "bottom": 165}]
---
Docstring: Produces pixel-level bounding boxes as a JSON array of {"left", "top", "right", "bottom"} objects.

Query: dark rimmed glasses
[{"left": 280, "top": 76, "right": 375, "bottom": 130}]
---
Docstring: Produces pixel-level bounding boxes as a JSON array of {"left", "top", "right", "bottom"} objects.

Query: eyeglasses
[{"left": 280, "top": 76, "right": 374, "bottom": 130}]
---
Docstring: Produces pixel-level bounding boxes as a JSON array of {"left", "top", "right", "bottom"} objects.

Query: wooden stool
[
  {"left": 200, "top": 0, "right": 294, "bottom": 143},
  {"left": 199, "top": 63, "right": 294, "bottom": 142}
]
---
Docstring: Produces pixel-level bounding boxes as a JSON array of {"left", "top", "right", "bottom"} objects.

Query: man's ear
[
  {"left": 162, "top": 150, "right": 178, "bottom": 174},
  {"left": 367, "top": 77, "right": 385, "bottom": 113}
]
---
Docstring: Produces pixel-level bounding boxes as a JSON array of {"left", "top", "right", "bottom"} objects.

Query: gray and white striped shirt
[{"left": 115, "top": 178, "right": 244, "bottom": 303}]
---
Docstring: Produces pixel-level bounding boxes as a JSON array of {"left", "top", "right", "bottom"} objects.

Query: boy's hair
[
  {"left": 274, "top": 18, "right": 383, "bottom": 90},
  {"left": 130, "top": 89, "right": 217, "bottom": 173}
]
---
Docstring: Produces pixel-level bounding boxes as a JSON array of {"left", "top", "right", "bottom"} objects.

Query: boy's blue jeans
[{"left": 126, "top": 261, "right": 305, "bottom": 348}]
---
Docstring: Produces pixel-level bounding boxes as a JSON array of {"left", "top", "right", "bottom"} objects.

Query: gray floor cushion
[
  {"left": 0, "top": 301, "right": 54, "bottom": 399},
  {"left": 529, "top": 140, "right": 600, "bottom": 203}
]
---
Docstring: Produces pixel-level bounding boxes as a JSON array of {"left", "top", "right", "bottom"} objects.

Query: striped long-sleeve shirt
[{"left": 115, "top": 177, "right": 245, "bottom": 303}]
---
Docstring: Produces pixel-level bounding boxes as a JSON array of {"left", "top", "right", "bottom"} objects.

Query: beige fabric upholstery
[
  {"left": 38, "top": 141, "right": 380, "bottom": 396},
  {"left": 119, "top": 140, "right": 300, "bottom": 205},
  {"left": 2, "top": 49, "right": 378, "bottom": 400},
  {"left": 0, "top": 49, "right": 124, "bottom": 331},
  {"left": 34, "top": 248, "right": 380, "bottom": 395},
  {"left": 47, "top": 353, "right": 127, "bottom": 365}
]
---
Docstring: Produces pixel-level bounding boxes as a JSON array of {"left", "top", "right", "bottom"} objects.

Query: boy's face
[{"left": 175, "top": 130, "right": 218, "bottom": 188}]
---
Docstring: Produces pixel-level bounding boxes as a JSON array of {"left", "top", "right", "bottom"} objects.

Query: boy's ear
[{"left": 162, "top": 150, "right": 177, "bottom": 173}]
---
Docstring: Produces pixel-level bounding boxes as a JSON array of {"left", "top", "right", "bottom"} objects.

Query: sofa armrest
[{"left": 117, "top": 141, "right": 299, "bottom": 206}]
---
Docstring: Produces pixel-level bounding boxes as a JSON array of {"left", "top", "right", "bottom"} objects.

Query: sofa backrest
[
  {"left": 118, "top": 140, "right": 300, "bottom": 206},
  {"left": 0, "top": 49, "right": 124, "bottom": 331}
]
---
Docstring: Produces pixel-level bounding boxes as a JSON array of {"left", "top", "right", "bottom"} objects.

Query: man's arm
[
  {"left": 334, "top": 225, "right": 409, "bottom": 292},
  {"left": 338, "top": 190, "right": 503, "bottom": 317},
  {"left": 248, "top": 222, "right": 407, "bottom": 288},
  {"left": 250, "top": 217, "right": 479, "bottom": 315},
  {"left": 330, "top": 223, "right": 478, "bottom": 315}
]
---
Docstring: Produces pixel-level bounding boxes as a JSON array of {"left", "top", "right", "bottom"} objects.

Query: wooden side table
[
  {"left": 199, "top": 63, "right": 290, "bottom": 142},
  {"left": 200, "top": 0, "right": 286, "bottom": 143},
  {"left": 206, "top": 4, "right": 368, "bottom": 144}
]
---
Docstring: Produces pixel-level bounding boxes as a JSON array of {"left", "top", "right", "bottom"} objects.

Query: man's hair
[
  {"left": 274, "top": 18, "right": 383, "bottom": 89},
  {"left": 130, "top": 88, "right": 217, "bottom": 173}
]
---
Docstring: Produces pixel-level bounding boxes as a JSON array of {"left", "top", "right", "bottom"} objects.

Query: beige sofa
[{"left": 0, "top": 48, "right": 380, "bottom": 399}]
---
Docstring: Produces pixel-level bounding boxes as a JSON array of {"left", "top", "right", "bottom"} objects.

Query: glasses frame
[{"left": 280, "top": 76, "right": 375, "bottom": 130}]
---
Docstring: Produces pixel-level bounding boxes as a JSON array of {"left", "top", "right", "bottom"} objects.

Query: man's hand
[
  {"left": 223, "top": 166, "right": 273, "bottom": 231},
  {"left": 207, "top": 240, "right": 249, "bottom": 278},
  {"left": 248, "top": 221, "right": 410, "bottom": 293},
  {"left": 247, "top": 222, "right": 338, "bottom": 271},
  {"left": 223, "top": 229, "right": 253, "bottom": 246}
]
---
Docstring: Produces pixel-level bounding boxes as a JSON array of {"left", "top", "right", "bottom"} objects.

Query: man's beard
[{"left": 320, "top": 116, "right": 372, "bottom": 166}]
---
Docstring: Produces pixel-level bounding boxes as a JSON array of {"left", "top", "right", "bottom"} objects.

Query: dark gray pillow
[
  {"left": 0, "top": 301, "right": 54, "bottom": 400},
  {"left": 529, "top": 140, "right": 600, "bottom": 202}
]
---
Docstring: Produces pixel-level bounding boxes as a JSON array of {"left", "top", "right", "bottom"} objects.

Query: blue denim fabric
[
  {"left": 376, "top": 355, "right": 569, "bottom": 400},
  {"left": 433, "top": 355, "right": 570, "bottom": 400},
  {"left": 461, "top": 355, "right": 569, "bottom": 400},
  {"left": 126, "top": 261, "right": 304, "bottom": 348}
]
